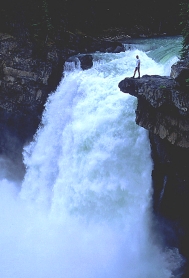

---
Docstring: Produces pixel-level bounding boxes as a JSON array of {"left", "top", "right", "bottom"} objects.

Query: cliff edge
[
  {"left": 118, "top": 58, "right": 189, "bottom": 148},
  {"left": 119, "top": 57, "right": 189, "bottom": 270}
]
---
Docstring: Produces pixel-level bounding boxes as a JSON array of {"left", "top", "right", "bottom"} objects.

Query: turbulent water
[{"left": 0, "top": 36, "right": 184, "bottom": 278}]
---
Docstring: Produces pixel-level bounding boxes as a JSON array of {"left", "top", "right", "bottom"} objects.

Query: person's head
[{"left": 136, "top": 55, "right": 139, "bottom": 59}]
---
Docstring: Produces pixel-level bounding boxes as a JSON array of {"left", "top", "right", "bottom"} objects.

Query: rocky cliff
[
  {"left": 119, "top": 58, "right": 189, "bottom": 274},
  {"left": 0, "top": 33, "right": 66, "bottom": 167}
]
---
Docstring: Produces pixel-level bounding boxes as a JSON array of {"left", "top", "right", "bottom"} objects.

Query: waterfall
[{"left": 0, "top": 36, "right": 184, "bottom": 278}]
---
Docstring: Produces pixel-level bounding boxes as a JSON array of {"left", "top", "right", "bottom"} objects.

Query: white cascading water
[{"left": 0, "top": 37, "right": 184, "bottom": 277}]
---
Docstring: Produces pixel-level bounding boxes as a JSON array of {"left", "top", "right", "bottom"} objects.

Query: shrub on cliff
[
  {"left": 180, "top": 1, "right": 189, "bottom": 58},
  {"left": 0, "top": 0, "right": 182, "bottom": 41}
]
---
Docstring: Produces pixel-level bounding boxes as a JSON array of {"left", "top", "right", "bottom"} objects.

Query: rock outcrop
[
  {"left": 118, "top": 58, "right": 189, "bottom": 272},
  {"left": 0, "top": 33, "right": 67, "bottom": 166},
  {"left": 171, "top": 57, "right": 189, "bottom": 88},
  {"left": 119, "top": 74, "right": 189, "bottom": 148}
]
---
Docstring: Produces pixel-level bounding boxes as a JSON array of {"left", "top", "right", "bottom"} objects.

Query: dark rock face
[
  {"left": 171, "top": 57, "right": 189, "bottom": 88},
  {"left": 0, "top": 35, "right": 63, "bottom": 111},
  {"left": 119, "top": 62, "right": 189, "bottom": 271},
  {"left": 119, "top": 75, "right": 189, "bottom": 147},
  {"left": 0, "top": 33, "right": 65, "bottom": 169},
  {"left": 150, "top": 133, "right": 189, "bottom": 257}
]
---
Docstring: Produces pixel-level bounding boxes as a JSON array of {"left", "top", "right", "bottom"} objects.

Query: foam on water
[{"left": 0, "top": 45, "right": 184, "bottom": 277}]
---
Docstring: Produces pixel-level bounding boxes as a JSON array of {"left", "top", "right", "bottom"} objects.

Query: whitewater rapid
[{"left": 0, "top": 38, "right": 184, "bottom": 277}]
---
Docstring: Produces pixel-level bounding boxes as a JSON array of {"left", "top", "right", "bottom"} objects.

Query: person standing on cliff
[{"left": 133, "top": 55, "right": 140, "bottom": 78}]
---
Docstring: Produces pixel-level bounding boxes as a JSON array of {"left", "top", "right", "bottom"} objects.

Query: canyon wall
[
  {"left": 0, "top": 33, "right": 66, "bottom": 167},
  {"left": 119, "top": 58, "right": 189, "bottom": 274}
]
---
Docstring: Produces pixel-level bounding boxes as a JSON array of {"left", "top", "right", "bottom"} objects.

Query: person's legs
[
  {"left": 138, "top": 67, "right": 140, "bottom": 78},
  {"left": 133, "top": 67, "right": 137, "bottom": 78}
]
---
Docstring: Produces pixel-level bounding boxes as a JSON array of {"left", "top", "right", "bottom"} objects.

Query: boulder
[
  {"left": 78, "top": 54, "right": 93, "bottom": 70},
  {"left": 113, "top": 45, "right": 125, "bottom": 53},
  {"left": 171, "top": 57, "right": 189, "bottom": 88}
]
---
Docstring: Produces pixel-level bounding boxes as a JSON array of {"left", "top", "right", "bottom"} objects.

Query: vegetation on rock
[{"left": 180, "top": 1, "right": 189, "bottom": 58}]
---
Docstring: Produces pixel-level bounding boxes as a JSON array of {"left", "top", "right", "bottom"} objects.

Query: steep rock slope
[{"left": 119, "top": 58, "right": 189, "bottom": 269}]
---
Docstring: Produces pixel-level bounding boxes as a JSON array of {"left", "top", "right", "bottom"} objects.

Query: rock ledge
[{"left": 118, "top": 62, "right": 189, "bottom": 148}]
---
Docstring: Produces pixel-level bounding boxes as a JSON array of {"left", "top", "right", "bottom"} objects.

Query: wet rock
[
  {"left": 78, "top": 54, "right": 93, "bottom": 70},
  {"left": 171, "top": 57, "right": 189, "bottom": 88},
  {"left": 89, "top": 39, "right": 125, "bottom": 53},
  {"left": 113, "top": 45, "right": 125, "bottom": 53}
]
